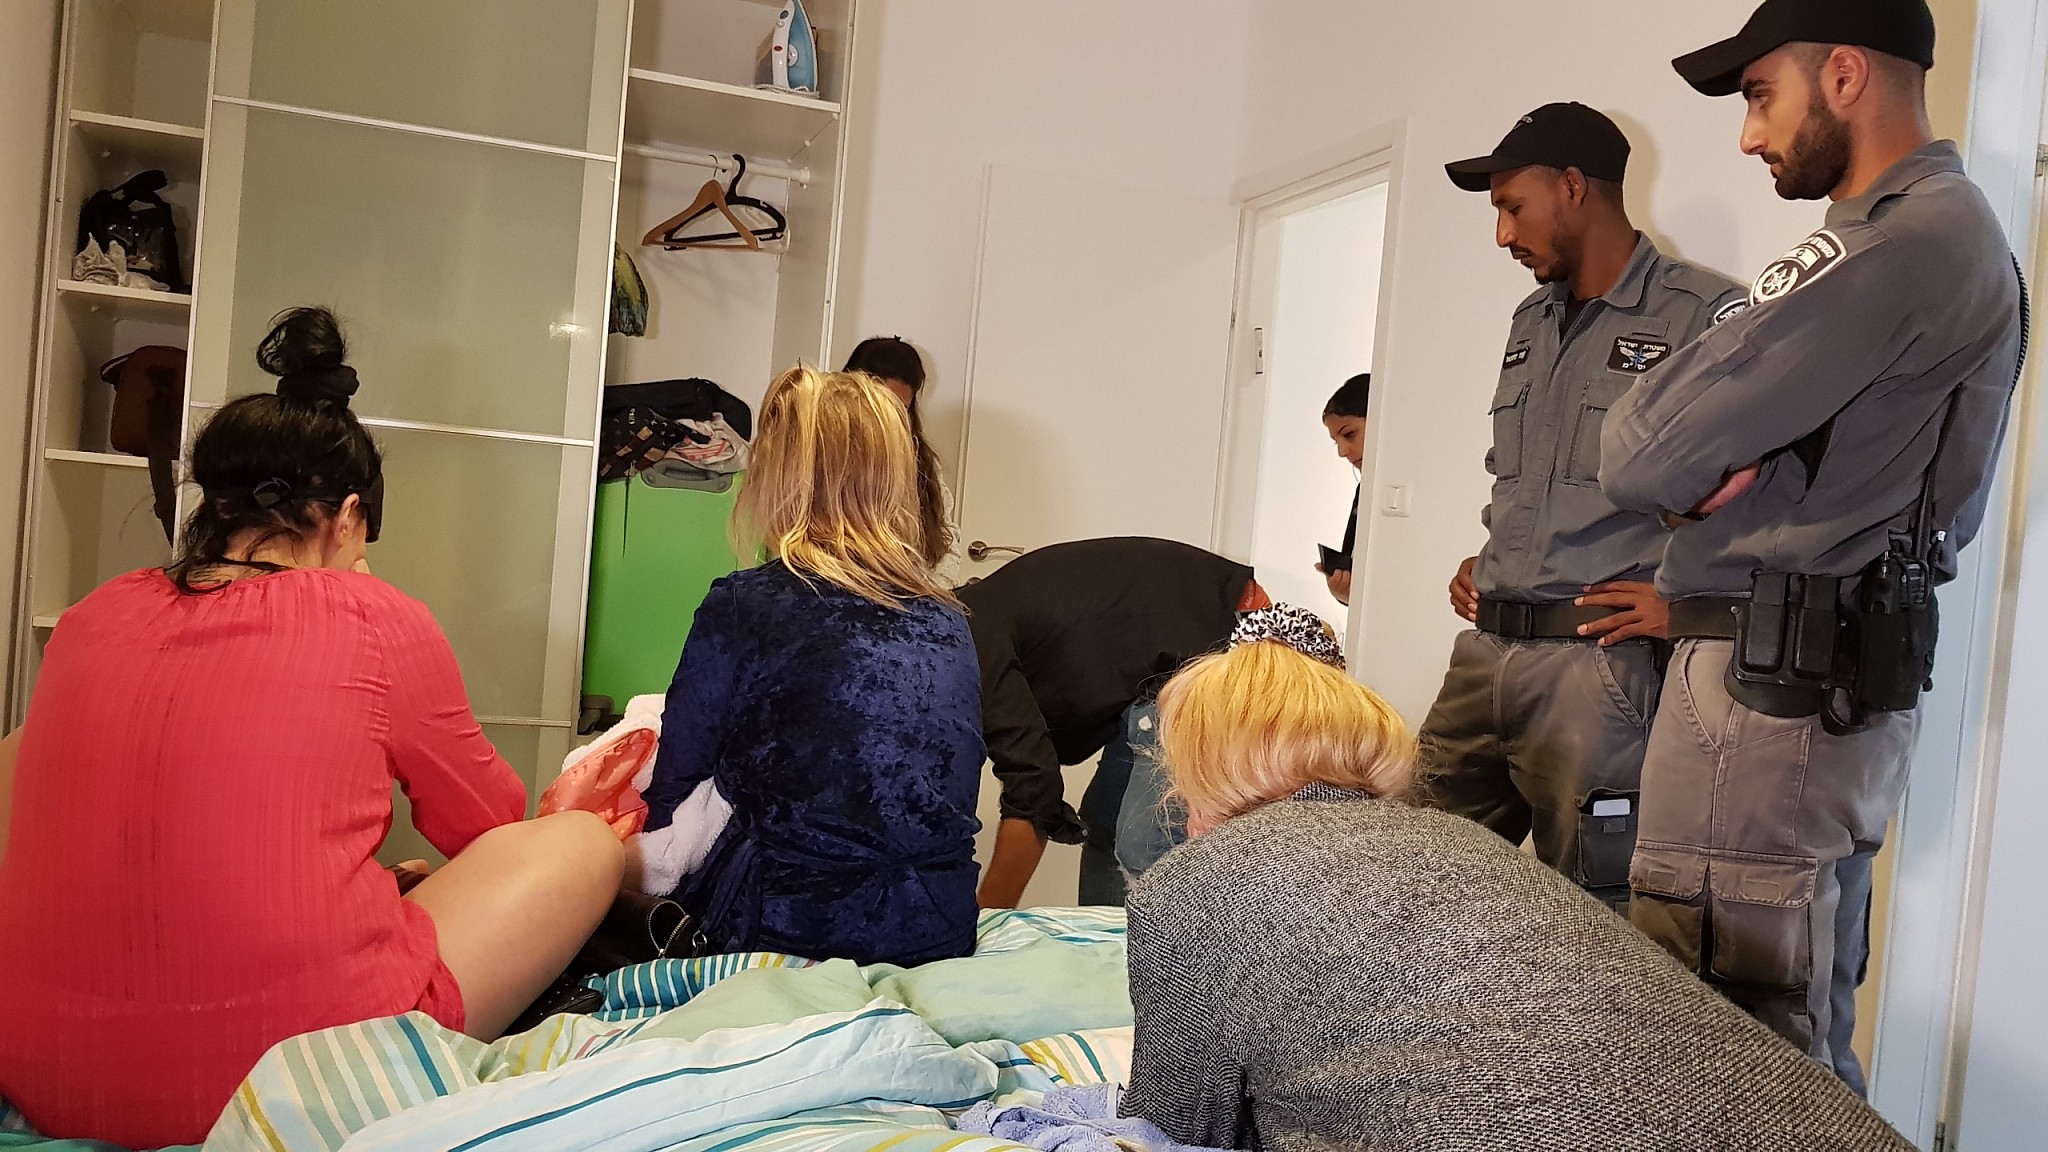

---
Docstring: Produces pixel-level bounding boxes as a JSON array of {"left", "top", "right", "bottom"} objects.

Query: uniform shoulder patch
[
  {"left": 1711, "top": 297, "right": 1751, "bottom": 326},
  {"left": 1608, "top": 336, "right": 1671, "bottom": 374},
  {"left": 1750, "top": 229, "right": 1847, "bottom": 305}
]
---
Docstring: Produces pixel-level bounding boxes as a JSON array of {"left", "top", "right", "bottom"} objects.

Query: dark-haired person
[
  {"left": 959, "top": 537, "right": 1267, "bottom": 907},
  {"left": 843, "top": 336, "right": 964, "bottom": 584},
  {"left": 1315, "top": 373, "right": 1370, "bottom": 605},
  {"left": 0, "top": 309, "right": 624, "bottom": 1148},
  {"left": 1604, "top": 0, "right": 2024, "bottom": 1077},
  {"left": 1423, "top": 104, "right": 1746, "bottom": 911}
]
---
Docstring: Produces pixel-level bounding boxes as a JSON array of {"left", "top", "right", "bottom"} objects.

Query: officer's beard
[{"left": 1769, "top": 94, "right": 1852, "bottom": 201}]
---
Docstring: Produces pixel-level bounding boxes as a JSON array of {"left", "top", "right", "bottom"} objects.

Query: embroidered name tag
[
  {"left": 1503, "top": 347, "right": 1530, "bottom": 369},
  {"left": 1712, "top": 298, "right": 1751, "bottom": 326},
  {"left": 1751, "top": 229, "right": 1847, "bottom": 305},
  {"left": 1608, "top": 336, "right": 1671, "bottom": 374}
]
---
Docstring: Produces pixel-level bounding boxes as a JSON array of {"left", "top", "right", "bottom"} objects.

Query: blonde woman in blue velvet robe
[{"left": 643, "top": 367, "right": 983, "bottom": 967}]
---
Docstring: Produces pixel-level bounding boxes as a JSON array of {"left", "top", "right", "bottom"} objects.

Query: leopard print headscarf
[{"left": 1230, "top": 604, "right": 1346, "bottom": 670}]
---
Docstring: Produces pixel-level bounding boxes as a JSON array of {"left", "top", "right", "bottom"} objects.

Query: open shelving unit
[
  {"left": 625, "top": 69, "right": 841, "bottom": 162},
  {"left": 607, "top": 0, "right": 856, "bottom": 401},
  {"left": 9, "top": 0, "right": 866, "bottom": 776},
  {"left": 10, "top": 0, "right": 212, "bottom": 720}
]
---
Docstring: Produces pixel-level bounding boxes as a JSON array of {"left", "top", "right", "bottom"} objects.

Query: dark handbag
[
  {"left": 101, "top": 346, "right": 187, "bottom": 542},
  {"left": 597, "top": 377, "right": 755, "bottom": 481},
  {"left": 76, "top": 170, "right": 187, "bottom": 292},
  {"left": 503, "top": 891, "right": 703, "bottom": 1034},
  {"left": 579, "top": 889, "right": 699, "bottom": 973}
]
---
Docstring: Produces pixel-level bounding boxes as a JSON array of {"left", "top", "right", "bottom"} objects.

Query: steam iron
[{"left": 756, "top": 0, "right": 819, "bottom": 96}]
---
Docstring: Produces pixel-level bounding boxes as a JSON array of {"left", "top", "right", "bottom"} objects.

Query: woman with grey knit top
[{"left": 1122, "top": 624, "right": 1911, "bottom": 1152}]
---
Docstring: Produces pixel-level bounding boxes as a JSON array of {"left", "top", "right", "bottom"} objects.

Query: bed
[{"left": 0, "top": 908, "right": 1133, "bottom": 1152}]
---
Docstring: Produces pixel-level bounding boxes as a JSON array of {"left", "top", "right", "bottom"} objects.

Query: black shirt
[
  {"left": 1560, "top": 294, "right": 1593, "bottom": 342},
  {"left": 1339, "top": 487, "right": 1359, "bottom": 561},
  {"left": 959, "top": 537, "right": 1253, "bottom": 842}
]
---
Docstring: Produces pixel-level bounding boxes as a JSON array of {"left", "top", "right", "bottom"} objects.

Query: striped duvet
[{"left": 3, "top": 908, "right": 1132, "bottom": 1152}]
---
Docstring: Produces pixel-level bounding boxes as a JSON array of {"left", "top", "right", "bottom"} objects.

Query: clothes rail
[{"left": 622, "top": 143, "right": 812, "bottom": 187}]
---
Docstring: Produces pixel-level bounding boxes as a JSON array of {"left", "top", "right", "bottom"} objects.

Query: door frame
[
  {"left": 1865, "top": 0, "right": 2048, "bottom": 1144},
  {"left": 1212, "top": 118, "right": 1407, "bottom": 659}
]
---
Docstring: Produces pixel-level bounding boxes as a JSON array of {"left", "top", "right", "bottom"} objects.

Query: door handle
[{"left": 967, "top": 541, "right": 1025, "bottom": 563}]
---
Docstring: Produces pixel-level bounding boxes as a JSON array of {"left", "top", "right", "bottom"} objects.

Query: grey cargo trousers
[
  {"left": 1416, "top": 630, "right": 1660, "bottom": 908},
  {"left": 1629, "top": 639, "right": 1915, "bottom": 1067}
]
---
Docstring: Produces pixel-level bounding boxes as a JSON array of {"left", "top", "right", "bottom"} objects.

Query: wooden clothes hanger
[
  {"left": 642, "top": 155, "right": 788, "bottom": 251},
  {"left": 642, "top": 169, "right": 760, "bottom": 251}
]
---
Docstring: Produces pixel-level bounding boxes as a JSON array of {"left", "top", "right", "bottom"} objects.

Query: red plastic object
[{"left": 538, "top": 727, "right": 655, "bottom": 839}]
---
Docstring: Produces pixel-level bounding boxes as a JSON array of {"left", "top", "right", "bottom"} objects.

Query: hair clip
[{"left": 251, "top": 478, "right": 293, "bottom": 509}]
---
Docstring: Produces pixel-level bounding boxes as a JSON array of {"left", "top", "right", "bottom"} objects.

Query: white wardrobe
[{"left": 11, "top": 0, "right": 859, "bottom": 818}]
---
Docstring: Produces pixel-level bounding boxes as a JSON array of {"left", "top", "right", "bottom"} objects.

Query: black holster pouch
[
  {"left": 1727, "top": 573, "right": 1839, "bottom": 719},
  {"left": 1726, "top": 559, "right": 1939, "bottom": 733}
]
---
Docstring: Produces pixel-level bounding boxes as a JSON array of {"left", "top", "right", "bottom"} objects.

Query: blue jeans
[
  {"left": 1113, "top": 701, "right": 1184, "bottom": 882},
  {"left": 1076, "top": 700, "right": 1180, "bottom": 905}
]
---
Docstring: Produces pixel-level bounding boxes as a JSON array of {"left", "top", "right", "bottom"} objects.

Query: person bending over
[
  {"left": 959, "top": 537, "right": 1267, "bottom": 907},
  {"left": 641, "top": 366, "right": 983, "bottom": 967},
  {"left": 0, "top": 308, "right": 624, "bottom": 1149},
  {"left": 1122, "top": 632, "right": 1913, "bottom": 1152}
]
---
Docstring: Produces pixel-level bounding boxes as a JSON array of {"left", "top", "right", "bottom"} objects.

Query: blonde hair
[
  {"left": 1156, "top": 641, "right": 1414, "bottom": 830},
  {"left": 735, "top": 365, "right": 960, "bottom": 610}
]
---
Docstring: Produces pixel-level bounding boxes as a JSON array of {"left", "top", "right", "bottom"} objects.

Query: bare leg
[{"left": 406, "top": 810, "right": 624, "bottom": 1040}]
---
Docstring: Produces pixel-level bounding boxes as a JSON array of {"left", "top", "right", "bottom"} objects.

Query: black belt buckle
[{"left": 1486, "top": 600, "right": 1535, "bottom": 640}]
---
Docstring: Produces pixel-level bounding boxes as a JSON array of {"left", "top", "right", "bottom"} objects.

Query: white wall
[
  {"left": 832, "top": 0, "right": 1254, "bottom": 907},
  {"left": 833, "top": 0, "right": 1254, "bottom": 479},
  {"left": 1251, "top": 185, "right": 1386, "bottom": 625},
  {"left": 0, "top": 1, "right": 60, "bottom": 707},
  {"left": 1233, "top": 2, "right": 1815, "bottom": 724}
]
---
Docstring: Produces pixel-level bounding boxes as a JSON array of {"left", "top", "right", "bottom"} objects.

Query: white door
[
  {"left": 955, "top": 165, "right": 1240, "bottom": 564},
  {"left": 1214, "top": 159, "right": 1393, "bottom": 662},
  {"left": 1244, "top": 184, "right": 1389, "bottom": 626},
  {"left": 955, "top": 163, "right": 1240, "bottom": 906}
]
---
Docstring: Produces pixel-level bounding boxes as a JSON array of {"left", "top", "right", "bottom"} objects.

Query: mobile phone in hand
[{"left": 1318, "top": 545, "right": 1353, "bottom": 573}]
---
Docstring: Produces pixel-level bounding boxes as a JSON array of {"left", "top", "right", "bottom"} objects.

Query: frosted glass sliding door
[{"left": 188, "top": 1, "right": 627, "bottom": 752}]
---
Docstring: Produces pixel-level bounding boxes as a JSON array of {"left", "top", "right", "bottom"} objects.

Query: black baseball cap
[
  {"left": 1673, "top": 0, "right": 1936, "bottom": 97},
  {"left": 1444, "top": 103, "right": 1631, "bottom": 193}
]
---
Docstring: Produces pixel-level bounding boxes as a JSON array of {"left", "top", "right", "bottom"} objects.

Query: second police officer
[{"left": 1603, "top": 0, "right": 2027, "bottom": 1077}]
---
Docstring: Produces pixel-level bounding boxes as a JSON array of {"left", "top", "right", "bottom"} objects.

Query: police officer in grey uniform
[
  {"left": 1421, "top": 105, "right": 1747, "bottom": 908},
  {"left": 1602, "top": 0, "right": 2026, "bottom": 1075}
]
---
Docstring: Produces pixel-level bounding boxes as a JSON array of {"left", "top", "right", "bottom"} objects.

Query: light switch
[{"left": 1380, "top": 483, "right": 1411, "bottom": 518}]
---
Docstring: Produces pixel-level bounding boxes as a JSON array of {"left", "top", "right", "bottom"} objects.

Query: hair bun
[
  {"left": 257, "top": 306, "right": 356, "bottom": 412},
  {"left": 257, "top": 306, "right": 348, "bottom": 377},
  {"left": 276, "top": 365, "right": 360, "bottom": 410}
]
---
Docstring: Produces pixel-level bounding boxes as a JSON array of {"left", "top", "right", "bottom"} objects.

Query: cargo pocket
[
  {"left": 1489, "top": 377, "right": 1530, "bottom": 480},
  {"left": 1562, "top": 377, "right": 1633, "bottom": 486},
  {"left": 1707, "top": 854, "right": 1817, "bottom": 993},
  {"left": 1576, "top": 789, "right": 1640, "bottom": 894},
  {"left": 1628, "top": 845, "right": 1707, "bottom": 972}
]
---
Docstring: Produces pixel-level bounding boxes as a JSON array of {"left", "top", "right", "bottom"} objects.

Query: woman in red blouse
[{"left": 0, "top": 308, "right": 624, "bottom": 1148}]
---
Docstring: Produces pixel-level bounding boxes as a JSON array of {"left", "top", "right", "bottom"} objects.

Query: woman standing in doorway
[
  {"left": 843, "top": 336, "right": 965, "bottom": 585},
  {"left": 1314, "top": 373, "right": 1369, "bottom": 606}
]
